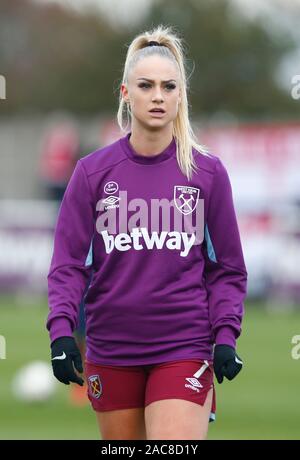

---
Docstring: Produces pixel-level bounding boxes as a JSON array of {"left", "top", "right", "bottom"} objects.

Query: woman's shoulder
[
  {"left": 192, "top": 145, "right": 221, "bottom": 176},
  {"left": 79, "top": 137, "right": 127, "bottom": 176}
]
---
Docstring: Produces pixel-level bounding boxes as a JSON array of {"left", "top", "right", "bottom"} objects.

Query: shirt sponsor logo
[{"left": 100, "top": 227, "right": 196, "bottom": 257}]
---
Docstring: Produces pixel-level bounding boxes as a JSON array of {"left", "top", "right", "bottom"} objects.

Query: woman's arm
[
  {"left": 202, "top": 157, "right": 248, "bottom": 349},
  {"left": 46, "top": 160, "right": 95, "bottom": 344}
]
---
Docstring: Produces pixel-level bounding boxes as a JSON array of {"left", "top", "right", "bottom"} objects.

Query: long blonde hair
[{"left": 116, "top": 24, "right": 210, "bottom": 181}]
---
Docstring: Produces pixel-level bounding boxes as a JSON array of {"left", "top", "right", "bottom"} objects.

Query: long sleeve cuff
[
  {"left": 215, "top": 326, "right": 238, "bottom": 348},
  {"left": 49, "top": 317, "right": 73, "bottom": 344}
]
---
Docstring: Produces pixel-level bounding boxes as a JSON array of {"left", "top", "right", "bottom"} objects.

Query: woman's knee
[{"left": 95, "top": 407, "right": 146, "bottom": 440}]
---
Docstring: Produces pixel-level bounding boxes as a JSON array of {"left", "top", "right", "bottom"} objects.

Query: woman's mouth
[{"left": 149, "top": 109, "right": 166, "bottom": 117}]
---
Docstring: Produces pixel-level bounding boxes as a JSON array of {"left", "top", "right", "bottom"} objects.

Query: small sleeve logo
[{"left": 104, "top": 181, "right": 119, "bottom": 194}]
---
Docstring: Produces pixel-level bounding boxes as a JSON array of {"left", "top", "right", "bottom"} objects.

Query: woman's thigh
[
  {"left": 145, "top": 388, "right": 213, "bottom": 440},
  {"left": 85, "top": 360, "right": 147, "bottom": 440},
  {"left": 144, "top": 359, "right": 215, "bottom": 440}
]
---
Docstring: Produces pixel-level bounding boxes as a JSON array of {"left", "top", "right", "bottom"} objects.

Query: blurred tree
[
  {"left": 0, "top": 0, "right": 298, "bottom": 119},
  {"left": 146, "top": 0, "right": 298, "bottom": 120},
  {"left": 0, "top": 0, "right": 128, "bottom": 114}
]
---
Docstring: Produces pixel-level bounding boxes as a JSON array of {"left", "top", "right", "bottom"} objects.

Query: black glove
[
  {"left": 213, "top": 344, "right": 243, "bottom": 384},
  {"left": 51, "top": 336, "right": 84, "bottom": 386}
]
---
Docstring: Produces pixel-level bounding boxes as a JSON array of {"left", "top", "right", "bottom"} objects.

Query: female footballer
[{"left": 46, "top": 24, "right": 247, "bottom": 440}]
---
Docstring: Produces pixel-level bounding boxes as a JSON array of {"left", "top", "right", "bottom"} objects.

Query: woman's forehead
[{"left": 130, "top": 56, "right": 179, "bottom": 81}]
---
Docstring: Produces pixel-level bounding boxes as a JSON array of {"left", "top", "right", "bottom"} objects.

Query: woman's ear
[{"left": 121, "top": 83, "right": 129, "bottom": 102}]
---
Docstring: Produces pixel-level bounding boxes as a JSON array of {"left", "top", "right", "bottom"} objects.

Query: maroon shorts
[{"left": 85, "top": 359, "right": 216, "bottom": 423}]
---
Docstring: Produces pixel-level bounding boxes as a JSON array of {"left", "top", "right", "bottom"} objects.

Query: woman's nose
[{"left": 152, "top": 87, "right": 164, "bottom": 101}]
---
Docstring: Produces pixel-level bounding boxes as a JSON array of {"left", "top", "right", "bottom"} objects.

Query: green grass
[
  {"left": 0, "top": 295, "right": 98, "bottom": 440},
  {"left": 208, "top": 301, "right": 300, "bottom": 439},
  {"left": 0, "top": 295, "right": 299, "bottom": 439}
]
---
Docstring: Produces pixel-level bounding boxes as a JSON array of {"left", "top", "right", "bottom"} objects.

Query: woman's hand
[
  {"left": 51, "top": 336, "right": 84, "bottom": 386},
  {"left": 213, "top": 344, "right": 243, "bottom": 384}
]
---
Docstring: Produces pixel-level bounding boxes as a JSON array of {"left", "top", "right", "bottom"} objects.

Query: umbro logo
[
  {"left": 102, "top": 195, "right": 120, "bottom": 210},
  {"left": 185, "top": 377, "right": 203, "bottom": 388},
  {"left": 185, "top": 377, "right": 203, "bottom": 393},
  {"left": 184, "top": 360, "right": 210, "bottom": 393}
]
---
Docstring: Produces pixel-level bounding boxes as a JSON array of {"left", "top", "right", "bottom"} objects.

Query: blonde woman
[{"left": 47, "top": 25, "right": 247, "bottom": 440}]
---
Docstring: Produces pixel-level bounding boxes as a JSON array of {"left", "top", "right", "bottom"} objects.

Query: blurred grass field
[{"left": 0, "top": 295, "right": 299, "bottom": 440}]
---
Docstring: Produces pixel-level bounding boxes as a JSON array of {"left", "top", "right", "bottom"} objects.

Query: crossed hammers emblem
[
  {"left": 174, "top": 186, "right": 200, "bottom": 215},
  {"left": 178, "top": 194, "right": 195, "bottom": 212},
  {"left": 88, "top": 375, "right": 102, "bottom": 399}
]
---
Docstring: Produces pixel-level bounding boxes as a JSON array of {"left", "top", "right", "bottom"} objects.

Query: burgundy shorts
[{"left": 85, "top": 359, "right": 216, "bottom": 423}]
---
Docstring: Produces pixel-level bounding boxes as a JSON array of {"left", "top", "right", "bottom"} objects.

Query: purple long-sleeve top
[{"left": 46, "top": 132, "right": 248, "bottom": 365}]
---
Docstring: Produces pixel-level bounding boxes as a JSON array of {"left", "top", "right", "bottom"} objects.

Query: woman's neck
[{"left": 129, "top": 129, "right": 174, "bottom": 157}]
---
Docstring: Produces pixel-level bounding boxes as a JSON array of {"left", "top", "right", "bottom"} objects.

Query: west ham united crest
[
  {"left": 174, "top": 185, "right": 200, "bottom": 215},
  {"left": 88, "top": 374, "right": 102, "bottom": 399}
]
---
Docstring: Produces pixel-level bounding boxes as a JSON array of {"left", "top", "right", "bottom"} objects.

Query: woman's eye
[
  {"left": 138, "top": 83, "right": 176, "bottom": 90},
  {"left": 166, "top": 84, "right": 176, "bottom": 90}
]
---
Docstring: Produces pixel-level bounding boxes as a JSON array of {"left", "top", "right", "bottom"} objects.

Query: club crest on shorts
[
  {"left": 174, "top": 185, "right": 200, "bottom": 215},
  {"left": 88, "top": 374, "right": 102, "bottom": 399}
]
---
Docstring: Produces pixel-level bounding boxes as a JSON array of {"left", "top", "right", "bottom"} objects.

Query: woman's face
[{"left": 121, "top": 55, "right": 181, "bottom": 130}]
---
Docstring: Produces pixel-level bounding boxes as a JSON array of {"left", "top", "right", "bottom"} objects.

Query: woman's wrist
[{"left": 215, "top": 325, "right": 238, "bottom": 348}]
